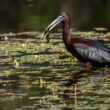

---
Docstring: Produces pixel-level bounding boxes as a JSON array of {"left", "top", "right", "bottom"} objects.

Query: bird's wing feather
[
  {"left": 89, "top": 39, "right": 110, "bottom": 52},
  {"left": 74, "top": 39, "right": 110, "bottom": 63}
]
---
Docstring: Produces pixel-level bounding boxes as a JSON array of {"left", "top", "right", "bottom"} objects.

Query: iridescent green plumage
[{"left": 74, "top": 39, "right": 110, "bottom": 65}]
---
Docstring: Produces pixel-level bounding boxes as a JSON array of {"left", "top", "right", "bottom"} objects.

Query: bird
[{"left": 41, "top": 12, "right": 110, "bottom": 69}]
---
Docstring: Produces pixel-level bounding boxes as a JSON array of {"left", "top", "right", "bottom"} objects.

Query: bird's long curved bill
[{"left": 41, "top": 15, "right": 63, "bottom": 42}]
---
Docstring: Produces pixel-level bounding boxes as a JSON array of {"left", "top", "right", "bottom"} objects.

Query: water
[
  {"left": 0, "top": 31, "right": 110, "bottom": 109},
  {"left": 0, "top": 0, "right": 110, "bottom": 32}
]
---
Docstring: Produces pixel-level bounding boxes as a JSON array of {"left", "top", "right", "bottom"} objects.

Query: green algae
[{"left": 0, "top": 31, "right": 110, "bottom": 110}]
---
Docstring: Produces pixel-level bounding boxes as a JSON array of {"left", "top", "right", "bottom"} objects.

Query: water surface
[{"left": 0, "top": 31, "right": 110, "bottom": 109}]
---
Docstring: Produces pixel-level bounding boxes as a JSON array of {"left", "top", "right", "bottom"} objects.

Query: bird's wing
[
  {"left": 90, "top": 39, "right": 110, "bottom": 52},
  {"left": 74, "top": 39, "right": 110, "bottom": 63}
]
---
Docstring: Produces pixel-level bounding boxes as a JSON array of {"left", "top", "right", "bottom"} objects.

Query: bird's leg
[
  {"left": 104, "top": 65, "right": 108, "bottom": 76},
  {"left": 85, "top": 62, "right": 92, "bottom": 70}
]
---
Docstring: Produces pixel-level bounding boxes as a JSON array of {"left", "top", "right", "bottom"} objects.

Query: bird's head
[
  {"left": 41, "top": 12, "right": 70, "bottom": 42},
  {"left": 45, "top": 12, "right": 66, "bottom": 32}
]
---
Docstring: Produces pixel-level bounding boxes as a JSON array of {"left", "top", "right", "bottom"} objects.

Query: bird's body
[
  {"left": 66, "top": 37, "right": 110, "bottom": 67},
  {"left": 42, "top": 12, "right": 110, "bottom": 68}
]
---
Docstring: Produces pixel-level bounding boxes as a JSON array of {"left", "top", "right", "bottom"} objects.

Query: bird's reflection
[{"left": 63, "top": 69, "right": 107, "bottom": 110}]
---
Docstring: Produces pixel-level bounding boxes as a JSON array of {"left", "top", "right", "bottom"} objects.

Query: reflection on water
[
  {"left": 0, "top": 31, "right": 110, "bottom": 109},
  {"left": 0, "top": 0, "right": 110, "bottom": 32}
]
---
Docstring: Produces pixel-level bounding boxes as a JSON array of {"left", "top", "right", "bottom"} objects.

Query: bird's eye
[
  {"left": 58, "top": 13, "right": 64, "bottom": 18},
  {"left": 58, "top": 13, "right": 65, "bottom": 21},
  {"left": 58, "top": 13, "right": 62, "bottom": 16}
]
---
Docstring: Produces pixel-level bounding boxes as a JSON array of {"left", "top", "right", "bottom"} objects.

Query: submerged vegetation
[{"left": 0, "top": 30, "right": 110, "bottom": 109}]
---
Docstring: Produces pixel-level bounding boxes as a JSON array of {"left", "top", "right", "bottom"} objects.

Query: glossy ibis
[{"left": 42, "top": 12, "right": 110, "bottom": 69}]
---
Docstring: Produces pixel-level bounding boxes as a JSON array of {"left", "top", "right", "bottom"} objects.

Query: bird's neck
[{"left": 62, "top": 19, "right": 71, "bottom": 45}]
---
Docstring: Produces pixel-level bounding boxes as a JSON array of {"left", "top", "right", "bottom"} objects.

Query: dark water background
[{"left": 0, "top": 0, "right": 110, "bottom": 32}]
